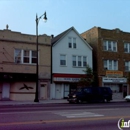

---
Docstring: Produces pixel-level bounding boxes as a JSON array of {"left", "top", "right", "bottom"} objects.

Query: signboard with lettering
[
  {"left": 106, "top": 71, "right": 123, "bottom": 77},
  {"left": 103, "top": 77, "right": 127, "bottom": 83},
  {"left": 53, "top": 77, "right": 80, "bottom": 82}
]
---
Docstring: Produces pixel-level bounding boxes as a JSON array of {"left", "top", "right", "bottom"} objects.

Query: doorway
[
  {"left": 40, "top": 84, "right": 47, "bottom": 99},
  {"left": 2, "top": 83, "right": 10, "bottom": 100},
  {"left": 55, "top": 84, "right": 62, "bottom": 99}
]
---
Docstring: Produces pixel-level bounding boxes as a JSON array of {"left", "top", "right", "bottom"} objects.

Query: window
[
  {"left": 83, "top": 56, "right": 87, "bottom": 67},
  {"left": 78, "top": 56, "right": 82, "bottom": 67},
  {"left": 23, "top": 50, "right": 30, "bottom": 63},
  {"left": 125, "top": 61, "right": 130, "bottom": 71},
  {"left": 68, "top": 37, "right": 72, "bottom": 48},
  {"left": 84, "top": 88, "right": 91, "bottom": 93},
  {"left": 113, "top": 42, "right": 117, "bottom": 51},
  {"left": 15, "top": 49, "right": 21, "bottom": 63},
  {"left": 103, "top": 40, "right": 117, "bottom": 52},
  {"left": 103, "top": 60, "right": 118, "bottom": 70},
  {"left": 14, "top": 49, "right": 37, "bottom": 64},
  {"left": 72, "top": 56, "right": 76, "bottom": 67},
  {"left": 73, "top": 38, "right": 76, "bottom": 48},
  {"left": 60, "top": 54, "right": 66, "bottom": 66},
  {"left": 68, "top": 37, "right": 77, "bottom": 49},
  {"left": 72, "top": 55, "right": 87, "bottom": 67},
  {"left": 124, "top": 43, "right": 130, "bottom": 53},
  {"left": 31, "top": 51, "right": 37, "bottom": 64},
  {"left": 108, "top": 41, "right": 112, "bottom": 51}
]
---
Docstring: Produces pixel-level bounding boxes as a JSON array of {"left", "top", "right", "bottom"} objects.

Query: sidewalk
[
  {"left": 0, "top": 99, "right": 68, "bottom": 106},
  {"left": 0, "top": 99, "right": 126, "bottom": 106}
]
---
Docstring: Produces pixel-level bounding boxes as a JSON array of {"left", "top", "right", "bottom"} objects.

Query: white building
[{"left": 51, "top": 27, "right": 92, "bottom": 99}]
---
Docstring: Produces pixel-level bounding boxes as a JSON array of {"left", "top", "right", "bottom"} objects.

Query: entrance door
[
  {"left": 64, "top": 84, "right": 69, "bottom": 98},
  {"left": 2, "top": 83, "right": 10, "bottom": 100},
  {"left": 40, "top": 84, "right": 47, "bottom": 99},
  {"left": 55, "top": 84, "right": 61, "bottom": 99}
]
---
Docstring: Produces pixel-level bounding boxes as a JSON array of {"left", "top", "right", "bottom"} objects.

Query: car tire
[
  {"left": 104, "top": 98, "right": 108, "bottom": 103},
  {"left": 76, "top": 99, "right": 82, "bottom": 104}
]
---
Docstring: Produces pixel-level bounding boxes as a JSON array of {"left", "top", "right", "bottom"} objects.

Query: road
[{"left": 0, "top": 102, "right": 130, "bottom": 130}]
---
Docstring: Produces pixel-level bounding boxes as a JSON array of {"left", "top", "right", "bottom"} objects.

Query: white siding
[{"left": 52, "top": 30, "right": 92, "bottom": 74}]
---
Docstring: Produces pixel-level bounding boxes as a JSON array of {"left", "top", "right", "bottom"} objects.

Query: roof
[
  {"left": 51, "top": 26, "right": 92, "bottom": 50},
  {"left": 51, "top": 27, "right": 72, "bottom": 45}
]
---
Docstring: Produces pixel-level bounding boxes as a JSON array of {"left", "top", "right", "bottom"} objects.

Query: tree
[{"left": 78, "top": 64, "right": 94, "bottom": 87}]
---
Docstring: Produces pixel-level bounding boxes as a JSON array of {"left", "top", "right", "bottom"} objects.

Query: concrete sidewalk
[
  {"left": 0, "top": 99, "right": 68, "bottom": 106},
  {"left": 0, "top": 99, "right": 126, "bottom": 106}
]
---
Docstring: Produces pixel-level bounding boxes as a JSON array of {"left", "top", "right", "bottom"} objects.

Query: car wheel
[
  {"left": 104, "top": 98, "right": 108, "bottom": 103},
  {"left": 76, "top": 99, "right": 82, "bottom": 104}
]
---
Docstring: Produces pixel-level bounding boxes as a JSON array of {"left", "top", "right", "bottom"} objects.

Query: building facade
[
  {"left": 81, "top": 27, "right": 130, "bottom": 100},
  {"left": 51, "top": 27, "right": 92, "bottom": 99},
  {"left": 0, "top": 27, "right": 51, "bottom": 101}
]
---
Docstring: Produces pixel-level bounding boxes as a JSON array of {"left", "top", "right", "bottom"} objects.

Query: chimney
[{"left": 51, "top": 34, "right": 54, "bottom": 39}]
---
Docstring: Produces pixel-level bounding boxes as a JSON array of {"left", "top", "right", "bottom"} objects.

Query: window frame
[
  {"left": 72, "top": 55, "right": 87, "bottom": 68},
  {"left": 103, "top": 40, "right": 117, "bottom": 52},
  {"left": 103, "top": 59, "right": 118, "bottom": 70},
  {"left": 14, "top": 49, "right": 37, "bottom": 64},
  {"left": 124, "top": 43, "right": 130, "bottom": 53},
  {"left": 125, "top": 61, "right": 130, "bottom": 71},
  {"left": 60, "top": 54, "right": 67, "bottom": 66},
  {"left": 68, "top": 37, "right": 77, "bottom": 49}
]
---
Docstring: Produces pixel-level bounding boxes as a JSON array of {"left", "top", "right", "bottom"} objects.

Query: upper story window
[
  {"left": 31, "top": 51, "right": 37, "bottom": 64},
  {"left": 124, "top": 43, "right": 130, "bottom": 53},
  {"left": 78, "top": 56, "right": 82, "bottom": 67},
  {"left": 68, "top": 37, "right": 72, "bottom": 48},
  {"left": 68, "top": 37, "right": 77, "bottom": 49},
  {"left": 15, "top": 49, "right": 22, "bottom": 63},
  {"left": 23, "top": 50, "right": 30, "bottom": 63},
  {"left": 103, "top": 59, "right": 118, "bottom": 70},
  {"left": 72, "top": 55, "right": 87, "bottom": 67},
  {"left": 83, "top": 56, "right": 87, "bottom": 67},
  {"left": 125, "top": 61, "right": 130, "bottom": 71},
  {"left": 103, "top": 40, "right": 117, "bottom": 52},
  {"left": 60, "top": 54, "right": 66, "bottom": 66},
  {"left": 14, "top": 49, "right": 37, "bottom": 64}
]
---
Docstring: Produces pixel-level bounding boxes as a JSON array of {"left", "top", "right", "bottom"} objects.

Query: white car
[{"left": 124, "top": 95, "right": 130, "bottom": 102}]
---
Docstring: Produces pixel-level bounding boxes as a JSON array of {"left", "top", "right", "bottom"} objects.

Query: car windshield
[{"left": 77, "top": 88, "right": 82, "bottom": 92}]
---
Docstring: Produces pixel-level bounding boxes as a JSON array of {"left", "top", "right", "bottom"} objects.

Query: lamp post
[{"left": 34, "top": 12, "right": 47, "bottom": 102}]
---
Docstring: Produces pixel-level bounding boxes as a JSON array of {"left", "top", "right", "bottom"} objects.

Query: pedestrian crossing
[{"left": 53, "top": 110, "right": 104, "bottom": 118}]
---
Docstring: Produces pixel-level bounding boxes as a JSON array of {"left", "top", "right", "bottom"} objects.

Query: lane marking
[{"left": 53, "top": 111, "right": 104, "bottom": 118}]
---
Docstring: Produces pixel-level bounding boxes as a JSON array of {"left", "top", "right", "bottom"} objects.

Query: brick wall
[{"left": 81, "top": 27, "right": 130, "bottom": 86}]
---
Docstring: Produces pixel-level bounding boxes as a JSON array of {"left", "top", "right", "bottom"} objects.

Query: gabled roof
[
  {"left": 51, "top": 26, "right": 92, "bottom": 50},
  {"left": 51, "top": 27, "right": 72, "bottom": 45}
]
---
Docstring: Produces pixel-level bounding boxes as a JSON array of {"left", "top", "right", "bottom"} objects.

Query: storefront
[
  {"left": 102, "top": 71, "right": 128, "bottom": 100},
  {"left": 50, "top": 74, "right": 83, "bottom": 99}
]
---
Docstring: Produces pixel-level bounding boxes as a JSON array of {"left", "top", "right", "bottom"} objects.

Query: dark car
[{"left": 67, "top": 87, "right": 112, "bottom": 103}]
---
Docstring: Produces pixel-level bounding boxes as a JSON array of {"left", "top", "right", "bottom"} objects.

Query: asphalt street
[{"left": 0, "top": 102, "right": 130, "bottom": 130}]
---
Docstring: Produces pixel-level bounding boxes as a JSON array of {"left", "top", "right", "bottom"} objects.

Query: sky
[{"left": 0, "top": 0, "right": 130, "bottom": 37}]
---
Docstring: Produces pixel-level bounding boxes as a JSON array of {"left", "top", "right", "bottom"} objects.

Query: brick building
[
  {"left": 81, "top": 27, "right": 130, "bottom": 100},
  {"left": 0, "top": 26, "right": 51, "bottom": 101}
]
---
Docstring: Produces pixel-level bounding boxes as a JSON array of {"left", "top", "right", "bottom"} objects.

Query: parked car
[
  {"left": 124, "top": 95, "right": 130, "bottom": 102},
  {"left": 67, "top": 87, "right": 112, "bottom": 103}
]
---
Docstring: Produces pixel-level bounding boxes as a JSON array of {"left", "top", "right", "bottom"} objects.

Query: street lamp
[{"left": 34, "top": 12, "right": 47, "bottom": 102}]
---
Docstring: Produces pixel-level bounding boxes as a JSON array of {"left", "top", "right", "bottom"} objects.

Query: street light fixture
[{"left": 34, "top": 12, "right": 47, "bottom": 102}]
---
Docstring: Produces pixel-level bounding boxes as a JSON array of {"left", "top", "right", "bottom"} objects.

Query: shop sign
[
  {"left": 54, "top": 77, "right": 80, "bottom": 82},
  {"left": 103, "top": 77, "right": 127, "bottom": 83},
  {"left": 106, "top": 71, "right": 123, "bottom": 77}
]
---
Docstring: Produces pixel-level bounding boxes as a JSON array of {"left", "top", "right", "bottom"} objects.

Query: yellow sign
[{"left": 106, "top": 71, "right": 123, "bottom": 77}]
